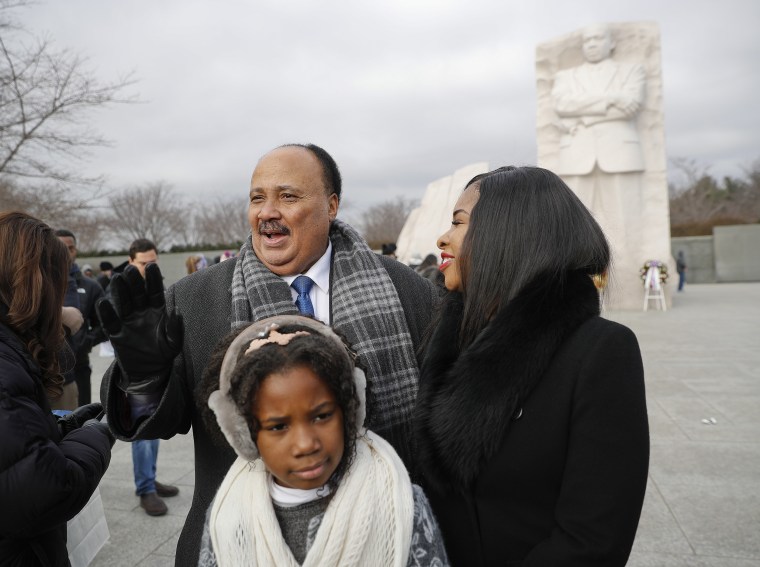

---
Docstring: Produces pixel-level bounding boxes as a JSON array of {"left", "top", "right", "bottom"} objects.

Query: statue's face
[{"left": 582, "top": 25, "right": 614, "bottom": 63}]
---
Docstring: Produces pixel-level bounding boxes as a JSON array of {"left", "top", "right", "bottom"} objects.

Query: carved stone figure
[
  {"left": 552, "top": 24, "right": 646, "bottom": 177},
  {"left": 537, "top": 22, "right": 674, "bottom": 310}
]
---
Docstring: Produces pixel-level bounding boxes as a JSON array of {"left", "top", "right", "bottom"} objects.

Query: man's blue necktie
[{"left": 291, "top": 275, "right": 315, "bottom": 317}]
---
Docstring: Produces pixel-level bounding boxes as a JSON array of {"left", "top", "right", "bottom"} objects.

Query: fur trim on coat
[{"left": 414, "top": 270, "right": 600, "bottom": 493}]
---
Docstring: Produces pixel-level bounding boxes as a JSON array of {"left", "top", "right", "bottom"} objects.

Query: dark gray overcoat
[{"left": 101, "top": 254, "right": 437, "bottom": 565}]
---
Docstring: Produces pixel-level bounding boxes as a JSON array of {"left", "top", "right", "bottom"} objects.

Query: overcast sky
[{"left": 17, "top": 0, "right": 760, "bottom": 215}]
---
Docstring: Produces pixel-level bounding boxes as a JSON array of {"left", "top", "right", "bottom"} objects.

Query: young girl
[{"left": 197, "top": 314, "right": 448, "bottom": 567}]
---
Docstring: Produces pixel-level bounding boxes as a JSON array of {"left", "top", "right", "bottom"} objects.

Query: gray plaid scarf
[{"left": 230, "top": 219, "right": 419, "bottom": 431}]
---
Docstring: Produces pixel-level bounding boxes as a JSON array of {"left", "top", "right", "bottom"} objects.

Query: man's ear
[{"left": 328, "top": 192, "right": 339, "bottom": 221}]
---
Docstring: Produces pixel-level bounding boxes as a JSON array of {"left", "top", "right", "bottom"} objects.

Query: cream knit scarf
[{"left": 208, "top": 431, "right": 414, "bottom": 567}]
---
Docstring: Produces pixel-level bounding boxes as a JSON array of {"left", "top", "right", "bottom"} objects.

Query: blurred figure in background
[
  {"left": 676, "top": 250, "right": 687, "bottom": 292},
  {"left": 186, "top": 254, "right": 209, "bottom": 274},
  {"left": 97, "top": 261, "right": 114, "bottom": 293},
  {"left": 415, "top": 253, "right": 445, "bottom": 287},
  {"left": 381, "top": 242, "right": 398, "bottom": 258},
  {"left": 53, "top": 229, "right": 106, "bottom": 408}
]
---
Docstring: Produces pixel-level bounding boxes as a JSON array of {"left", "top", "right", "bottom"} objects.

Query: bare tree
[
  {"left": 669, "top": 159, "right": 727, "bottom": 225},
  {"left": 62, "top": 209, "right": 112, "bottom": 253},
  {"left": 0, "top": 174, "right": 108, "bottom": 226},
  {"left": 193, "top": 196, "right": 250, "bottom": 247},
  {"left": 358, "top": 196, "right": 418, "bottom": 250},
  {"left": 108, "top": 181, "right": 189, "bottom": 250},
  {"left": 0, "top": 1, "right": 134, "bottom": 189},
  {"left": 0, "top": 0, "right": 134, "bottom": 237},
  {"left": 669, "top": 157, "right": 760, "bottom": 236}
]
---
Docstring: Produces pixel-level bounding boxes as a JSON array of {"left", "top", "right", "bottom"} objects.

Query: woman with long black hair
[{"left": 414, "top": 166, "right": 649, "bottom": 566}]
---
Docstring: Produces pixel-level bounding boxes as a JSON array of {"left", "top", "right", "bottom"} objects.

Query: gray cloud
[{"left": 18, "top": 0, "right": 760, "bottom": 210}]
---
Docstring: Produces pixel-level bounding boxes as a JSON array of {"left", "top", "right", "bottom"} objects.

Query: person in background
[
  {"left": 54, "top": 229, "right": 106, "bottom": 408},
  {"left": 414, "top": 166, "right": 649, "bottom": 566},
  {"left": 676, "top": 250, "right": 687, "bottom": 292},
  {"left": 186, "top": 255, "right": 200, "bottom": 275},
  {"left": 381, "top": 242, "right": 397, "bottom": 258},
  {"left": 186, "top": 254, "right": 209, "bottom": 275},
  {"left": 125, "top": 238, "right": 180, "bottom": 517},
  {"left": 97, "top": 261, "right": 114, "bottom": 293},
  {"left": 0, "top": 211, "right": 114, "bottom": 566},
  {"left": 415, "top": 253, "right": 445, "bottom": 287}
]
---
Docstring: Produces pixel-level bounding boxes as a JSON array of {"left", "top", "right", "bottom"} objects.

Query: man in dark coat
[
  {"left": 97, "top": 261, "right": 114, "bottom": 293},
  {"left": 55, "top": 229, "right": 106, "bottom": 407},
  {"left": 97, "top": 143, "right": 438, "bottom": 565}
]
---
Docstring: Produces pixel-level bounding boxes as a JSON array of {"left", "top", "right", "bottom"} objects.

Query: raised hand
[{"left": 96, "top": 263, "right": 182, "bottom": 395}]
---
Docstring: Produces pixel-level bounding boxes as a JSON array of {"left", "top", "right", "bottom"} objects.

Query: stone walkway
[{"left": 87, "top": 282, "right": 760, "bottom": 566}]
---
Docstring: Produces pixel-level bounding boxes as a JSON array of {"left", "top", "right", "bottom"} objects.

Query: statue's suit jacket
[{"left": 552, "top": 59, "right": 646, "bottom": 176}]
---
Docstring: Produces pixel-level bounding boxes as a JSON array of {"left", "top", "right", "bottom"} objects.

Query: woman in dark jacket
[
  {"left": 413, "top": 167, "right": 649, "bottom": 566},
  {"left": 0, "top": 212, "right": 114, "bottom": 567}
]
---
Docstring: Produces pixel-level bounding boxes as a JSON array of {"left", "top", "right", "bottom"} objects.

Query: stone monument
[
  {"left": 536, "top": 22, "right": 674, "bottom": 310},
  {"left": 395, "top": 162, "right": 489, "bottom": 266}
]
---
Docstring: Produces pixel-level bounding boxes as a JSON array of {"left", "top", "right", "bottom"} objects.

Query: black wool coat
[
  {"left": 69, "top": 268, "right": 106, "bottom": 366},
  {"left": 101, "top": 254, "right": 438, "bottom": 566},
  {"left": 414, "top": 272, "right": 650, "bottom": 567},
  {"left": 0, "top": 322, "right": 111, "bottom": 567}
]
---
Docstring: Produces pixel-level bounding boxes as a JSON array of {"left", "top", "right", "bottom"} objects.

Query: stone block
[
  {"left": 395, "top": 162, "right": 488, "bottom": 265},
  {"left": 714, "top": 224, "right": 760, "bottom": 282},
  {"left": 671, "top": 236, "right": 716, "bottom": 283}
]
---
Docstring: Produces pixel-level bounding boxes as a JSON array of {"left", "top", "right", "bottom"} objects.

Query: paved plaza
[{"left": 88, "top": 282, "right": 760, "bottom": 566}]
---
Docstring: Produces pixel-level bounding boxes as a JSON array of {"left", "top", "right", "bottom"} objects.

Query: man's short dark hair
[
  {"left": 128, "top": 238, "right": 157, "bottom": 259},
  {"left": 280, "top": 143, "right": 342, "bottom": 200},
  {"left": 54, "top": 229, "right": 76, "bottom": 243},
  {"left": 100, "top": 261, "right": 114, "bottom": 271}
]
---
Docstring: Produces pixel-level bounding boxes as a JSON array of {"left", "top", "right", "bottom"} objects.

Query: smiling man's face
[{"left": 248, "top": 146, "right": 338, "bottom": 276}]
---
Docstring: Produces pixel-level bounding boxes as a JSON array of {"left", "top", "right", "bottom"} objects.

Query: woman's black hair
[
  {"left": 197, "top": 323, "right": 362, "bottom": 491},
  {"left": 457, "top": 166, "right": 610, "bottom": 348}
]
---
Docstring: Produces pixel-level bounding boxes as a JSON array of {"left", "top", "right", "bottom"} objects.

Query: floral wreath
[{"left": 639, "top": 260, "right": 669, "bottom": 284}]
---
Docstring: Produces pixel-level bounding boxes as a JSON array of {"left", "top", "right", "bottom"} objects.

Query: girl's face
[
  {"left": 436, "top": 185, "right": 479, "bottom": 292},
  {"left": 253, "top": 364, "right": 344, "bottom": 490}
]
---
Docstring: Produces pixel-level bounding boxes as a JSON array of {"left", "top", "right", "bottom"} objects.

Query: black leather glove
[
  {"left": 83, "top": 418, "right": 116, "bottom": 448},
  {"left": 95, "top": 263, "right": 182, "bottom": 395},
  {"left": 57, "top": 402, "right": 104, "bottom": 437}
]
